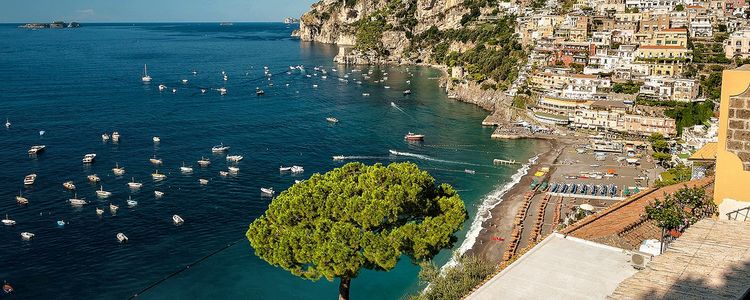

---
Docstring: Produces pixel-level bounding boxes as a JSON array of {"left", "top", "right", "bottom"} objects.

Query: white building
[{"left": 689, "top": 15, "right": 713, "bottom": 37}]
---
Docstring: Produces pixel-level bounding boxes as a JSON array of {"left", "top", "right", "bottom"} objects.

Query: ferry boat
[
  {"left": 197, "top": 157, "right": 211, "bottom": 167},
  {"left": 113, "top": 163, "right": 126, "bottom": 176},
  {"left": 2, "top": 214, "right": 16, "bottom": 226},
  {"left": 226, "top": 155, "right": 243, "bottom": 162},
  {"left": 326, "top": 117, "right": 339, "bottom": 123},
  {"left": 88, "top": 174, "right": 101, "bottom": 183},
  {"left": 63, "top": 181, "right": 76, "bottom": 190},
  {"left": 96, "top": 186, "right": 112, "bottom": 198},
  {"left": 150, "top": 155, "right": 163, "bottom": 165},
  {"left": 23, "top": 174, "right": 37, "bottom": 185},
  {"left": 152, "top": 170, "right": 167, "bottom": 180},
  {"left": 404, "top": 132, "right": 425, "bottom": 141},
  {"left": 173, "top": 214, "right": 184, "bottom": 225},
  {"left": 82, "top": 153, "right": 97, "bottom": 164},
  {"left": 211, "top": 143, "right": 230, "bottom": 153},
  {"left": 128, "top": 177, "right": 143, "bottom": 189},
  {"left": 28, "top": 145, "right": 46, "bottom": 155},
  {"left": 117, "top": 233, "right": 128, "bottom": 243},
  {"left": 142, "top": 64, "right": 152, "bottom": 82}
]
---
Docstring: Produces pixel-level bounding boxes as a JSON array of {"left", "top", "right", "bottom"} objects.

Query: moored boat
[
  {"left": 152, "top": 170, "right": 167, "bottom": 180},
  {"left": 226, "top": 155, "right": 243, "bottom": 162},
  {"left": 2, "top": 214, "right": 16, "bottom": 226},
  {"left": 113, "top": 163, "right": 126, "bottom": 176},
  {"left": 23, "top": 174, "right": 37, "bottom": 185},
  {"left": 128, "top": 177, "right": 143, "bottom": 189},
  {"left": 211, "top": 143, "right": 230, "bottom": 153},
  {"left": 112, "top": 132, "right": 120, "bottom": 142},
  {"left": 279, "top": 166, "right": 292, "bottom": 172},
  {"left": 16, "top": 191, "right": 28, "bottom": 205},
  {"left": 101, "top": 133, "right": 110, "bottom": 141},
  {"left": 117, "top": 232, "right": 128, "bottom": 243},
  {"left": 109, "top": 203, "right": 119, "bottom": 214},
  {"left": 219, "top": 171, "right": 229, "bottom": 177},
  {"left": 197, "top": 157, "right": 211, "bottom": 167},
  {"left": 173, "top": 214, "right": 184, "bottom": 225},
  {"left": 228, "top": 166, "right": 240, "bottom": 173},
  {"left": 63, "top": 181, "right": 76, "bottom": 190},
  {"left": 154, "top": 191, "right": 165, "bottom": 198},
  {"left": 199, "top": 179, "right": 209, "bottom": 185},
  {"left": 127, "top": 196, "right": 138, "bottom": 207},
  {"left": 153, "top": 136, "right": 161, "bottom": 143},
  {"left": 28, "top": 145, "right": 46, "bottom": 155},
  {"left": 21, "top": 232, "right": 34, "bottom": 240},
  {"left": 96, "top": 186, "right": 112, "bottom": 198},
  {"left": 149, "top": 155, "right": 163, "bottom": 165},
  {"left": 82, "top": 153, "right": 97, "bottom": 164},
  {"left": 69, "top": 194, "right": 87, "bottom": 206},
  {"left": 326, "top": 117, "right": 339, "bottom": 123},
  {"left": 96, "top": 207, "right": 104, "bottom": 216},
  {"left": 142, "top": 64, "right": 152, "bottom": 82},
  {"left": 260, "top": 187, "right": 275, "bottom": 196},
  {"left": 291, "top": 166, "right": 304, "bottom": 173},
  {"left": 87, "top": 174, "right": 101, "bottom": 183},
  {"left": 180, "top": 163, "right": 194, "bottom": 173}
]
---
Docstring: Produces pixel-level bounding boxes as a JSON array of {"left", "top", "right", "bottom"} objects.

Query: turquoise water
[{"left": 0, "top": 23, "right": 537, "bottom": 299}]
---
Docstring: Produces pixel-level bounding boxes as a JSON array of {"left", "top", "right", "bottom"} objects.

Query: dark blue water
[{"left": 0, "top": 23, "right": 537, "bottom": 299}]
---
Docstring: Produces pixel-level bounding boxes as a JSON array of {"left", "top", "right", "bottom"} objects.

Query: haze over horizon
[{"left": 0, "top": 0, "right": 318, "bottom": 23}]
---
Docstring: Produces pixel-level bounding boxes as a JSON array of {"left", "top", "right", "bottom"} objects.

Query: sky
[{"left": 0, "top": 0, "right": 319, "bottom": 23}]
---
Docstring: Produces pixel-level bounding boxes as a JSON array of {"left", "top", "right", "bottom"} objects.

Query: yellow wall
[{"left": 715, "top": 65, "right": 750, "bottom": 218}]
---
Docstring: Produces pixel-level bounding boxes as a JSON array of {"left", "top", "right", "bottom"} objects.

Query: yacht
[
  {"left": 212, "top": 143, "right": 230, "bottom": 153},
  {"left": 228, "top": 166, "right": 240, "bottom": 173},
  {"left": 404, "top": 132, "right": 425, "bottom": 141},
  {"left": 326, "top": 117, "right": 339, "bottom": 123},
  {"left": 149, "top": 155, "right": 163, "bottom": 165},
  {"left": 291, "top": 166, "right": 304, "bottom": 173},
  {"left": 21, "top": 232, "right": 35, "bottom": 240},
  {"left": 96, "top": 207, "right": 104, "bottom": 216},
  {"left": 101, "top": 133, "right": 110, "bottom": 141},
  {"left": 180, "top": 163, "right": 194, "bottom": 173},
  {"left": 332, "top": 156, "right": 345, "bottom": 161},
  {"left": 199, "top": 179, "right": 209, "bottom": 185},
  {"left": 96, "top": 186, "right": 112, "bottom": 198},
  {"left": 110, "top": 203, "right": 119, "bottom": 214},
  {"left": 82, "top": 154, "right": 97, "bottom": 164},
  {"left": 142, "top": 64, "right": 152, "bottom": 82},
  {"left": 113, "top": 163, "right": 126, "bottom": 176},
  {"left": 69, "top": 194, "right": 87, "bottom": 206},
  {"left": 117, "top": 233, "right": 128, "bottom": 243},
  {"left": 87, "top": 174, "right": 101, "bottom": 183},
  {"left": 112, "top": 132, "right": 120, "bottom": 142},
  {"left": 127, "top": 197, "right": 138, "bottom": 207},
  {"left": 16, "top": 191, "right": 28, "bottom": 205},
  {"left": 153, "top": 136, "right": 161, "bottom": 143},
  {"left": 152, "top": 170, "right": 167, "bottom": 180},
  {"left": 23, "top": 174, "right": 37, "bottom": 185},
  {"left": 226, "top": 155, "right": 243, "bottom": 162},
  {"left": 2, "top": 214, "right": 16, "bottom": 226},
  {"left": 154, "top": 191, "right": 165, "bottom": 198},
  {"left": 197, "top": 157, "right": 211, "bottom": 167},
  {"left": 260, "top": 187, "right": 275, "bottom": 196},
  {"left": 173, "top": 214, "right": 184, "bottom": 225},
  {"left": 63, "top": 181, "right": 76, "bottom": 190},
  {"left": 128, "top": 177, "right": 143, "bottom": 189},
  {"left": 28, "top": 145, "right": 46, "bottom": 155}
]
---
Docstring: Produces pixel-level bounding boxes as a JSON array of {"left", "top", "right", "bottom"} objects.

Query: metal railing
[{"left": 726, "top": 205, "right": 750, "bottom": 221}]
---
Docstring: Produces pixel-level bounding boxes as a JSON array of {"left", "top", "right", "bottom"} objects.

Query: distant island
[
  {"left": 19, "top": 21, "right": 80, "bottom": 29},
  {"left": 283, "top": 17, "right": 299, "bottom": 24}
]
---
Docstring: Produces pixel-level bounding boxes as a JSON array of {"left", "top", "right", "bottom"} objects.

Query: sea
[{"left": 0, "top": 23, "right": 539, "bottom": 299}]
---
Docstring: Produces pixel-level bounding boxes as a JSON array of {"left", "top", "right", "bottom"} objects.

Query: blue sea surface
[{"left": 0, "top": 23, "right": 537, "bottom": 299}]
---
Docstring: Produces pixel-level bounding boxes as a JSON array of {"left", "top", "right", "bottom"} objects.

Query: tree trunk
[{"left": 338, "top": 277, "right": 351, "bottom": 300}]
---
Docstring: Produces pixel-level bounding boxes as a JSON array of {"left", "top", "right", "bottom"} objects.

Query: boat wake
[
  {"left": 441, "top": 154, "right": 539, "bottom": 271},
  {"left": 335, "top": 155, "right": 387, "bottom": 161},
  {"left": 390, "top": 102, "right": 413, "bottom": 118},
  {"left": 388, "top": 150, "right": 484, "bottom": 167}
]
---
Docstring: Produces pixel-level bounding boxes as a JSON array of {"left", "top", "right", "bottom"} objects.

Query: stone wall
[{"left": 727, "top": 91, "right": 750, "bottom": 171}]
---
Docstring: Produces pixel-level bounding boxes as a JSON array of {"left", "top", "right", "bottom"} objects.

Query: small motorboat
[
  {"left": 152, "top": 170, "right": 167, "bottom": 180},
  {"left": 465, "top": 169, "right": 476, "bottom": 174},
  {"left": 212, "top": 143, "right": 230, "bottom": 153},
  {"left": 219, "top": 171, "right": 229, "bottom": 177},
  {"left": 102, "top": 133, "right": 110, "bottom": 141},
  {"left": 112, "top": 132, "right": 120, "bottom": 142},
  {"left": 117, "top": 232, "right": 128, "bottom": 243},
  {"left": 96, "top": 207, "right": 104, "bottom": 216},
  {"left": 180, "top": 163, "right": 194, "bottom": 173},
  {"left": 28, "top": 145, "right": 46, "bottom": 155},
  {"left": 291, "top": 166, "right": 304, "bottom": 173},
  {"left": 5, "top": 118, "right": 10, "bottom": 129},
  {"left": 172, "top": 88, "right": 177, "bottom": 93},
  {"left": 21, "top": 232, "right": 34, "bottom": 240},
  {"left": 201, "top": 88, "right": 207, "bottom": 94},
  {"left": 260, "top": 187, "right": 275, "bottom": 196},
  {"left": 82, "top": 153, "right": 97, "bottom": 164},
  {"left": 158, "top": 84, "right": 167, "bottom": 91},
  {"left": 149, "top": 155, "right": 163, "bottom": 165},
  {"left": 113, "top": 163, "right": 126, "bottom": 176},
  {"left": 279, "top": 166, "right": 292, "bottom": 172},
  {"left": 69, "top": 194, "right": 87, "bottom": 206},
  {"left": 128, "top": 177, "right": 143, "bottom": 189},
  {"left": 181, "top": 79, "right": 188, "bottom": 84},
  {"left": 16, "top": 191, "right": 28, "bottom": 205},
  {"left": 88, "top": 174, "right": 101, "bottom": 183},
  {"left": 109, "top": 203, "right": 119, "bottom": 214},
  {"left": 326, "top": 117, "right": 339, "bottom": 123},
  {"left": 142, "top": 64, "right": 152, "bottom": 82},
  {"left": 63, "top": 181, "right": 76, "bottom": 190},
  {"left": 362, "top": 93, "right": 370, "bottom": 96},
  {"left": 197, "top": 157, "right": 211, "bottom": 167},
  {"left": 2, "top": 214, "right": 16, "bottom": 226},
  {"left": 127, "top": 197, "right": 138, "bottom": 207},
  {"left": 404, "top": 132, "right": 425, "bottom": 141},
  {"left": 173, "top": 214, "right": 184, "bottom": 225},
  {"left": 154, "top": 191, "right": 165, "bottom": 198},
  {"left": 57, "top": 220, "right": 66, "bottom": 227},
  {"left": 199, "top": 179, "right": 209, "bottom": 185},
  {"left": 228, "top": 166, "right": 240, "bottom": 173},
  {"left": 226, "top": 155, "right": 243, "bottom": 162},
  {"left": 256, "top": 89, "right": 265, "bottom": 96},
  {"left": 153, "top": 136, "right": 161, "bottom": 143},
  {"left": 96, "top": 186, "right": 112, "bottom": 198},
  {"left": 23, "top": 174, "right": 37, "bottom": 185},
  {"left": 332, "top": 156, "right": 345, "bottom": 161}
]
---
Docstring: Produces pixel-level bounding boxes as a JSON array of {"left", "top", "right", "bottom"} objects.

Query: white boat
[
  {"left": 96, "top": 207, "right": 104, "bottom": 216},
  {"left": 154, "top": 191, "right": 165, "bottom": 198},
  {"left": 197, "top": 157, "right": 211, "bottom": 167},
  {"left": 326, "top": 117, "right": 339, "bottom": 123},
  {"left": 152, "top": 170, "right": 167, "bottom": 180},
  {"left": 117, "top": 233, "right": 128, "bottom": 243},
  {"left": 260, "top": 187, "right": 275, "bottom": 196},
  {"left": 112, "top": 132, "right": 120, "bottom": 142},
  {"left": 153, "top": 136, "right": 161, "bottom": 143},
  {"left": 16, "top": 191, "right": 28, "bottom": 205},
  {"left": 313, "top": 84, "right": 318, "bottom": 88},
  {"left": 113, "top": 163, "right": 126, "bottom": 176},
  {"left": 295, "top": 180, "right": 302, "bottom": 184},
  {"left": 201, "top": 89, "right": 207, "bottom": 94},
  {"left": 172, "top": 88, "right": 177, "bottom": 93},
  {"left": 87, "top": 174, "right": 101, "bottom": 183},
  {"left": 142, "top": 64, "right": 152, "bottom": 82},
  {"left": 57, "top": 220, "right": 66, "bottom": 227},
  {"left": 69, "top": 194, "right": 87, "bottom": 206},
  {"left": 158, "top": 84, "right": 167, "bottom": 91},
  {"left": 21, "top": 232, "right": 34, "bottom": 240},
  {"left": 464, "top": 169, "right": 476, "bottom": 174},
  {"left": 96, "top": 186, "right": 112, "bottom": 198},
  {"left": 127, "top": 197, "right": 138, "bottom": 207},
  {"left": 199, "top": 179, "right": 209, "bottom": 185},
  {"left": 5, "top": 118, "right": 9, "bottom": 128},
  {"left": 180, "top": 163, "right": 194, "bottom": 173},
  {"left": 109, "top": 203, "right": 119, "bottom": 214},
  {"left": 403, "top": 90, "right": 412, "bottom": 95},
  {"left": 219, "top": 171, "right": 229, "bottom": 177},
  {"left": 181, "top": 79, "right": 188, "bottom": 84},
  {"left": 218, "top": 87, "right": 227, "bottom": 95},
  {"left": 384, "top": 86, "right": 391, "bottom": 89},
  {"left": 173, "top": 214, "right": 184, "bottom": 225},
  {"left": 2, "top": 214, "right": 16, "bottom": 226},
  {"left": 63, "top": 181, "right": 76, "bottom": 190},
  {"left": 332, "top": 156, "right": 345, "bottom": 161},
  {"left": 24, "top": 174, "right": 37, "bottom": 185},
  {"left": 212, "top": 143, "right": 230, "bottom": 153},
  {"left": 362, "top": 93, "right": 370, "bottom": 97},
  {"left": 82, "top": 153, "right": 97, "bottom": 164},
  {"left": 102, "top": 132, "right": 110, "bottom": 141},
  {"left": 279, "top": 166, "right": 292, "bottom": 172},
  {"left": 28, "top": 145, "right": 46, "bottom": 155},
  {"left": 128, "top": 177, "right": 143, "bottom": 189},
  {"left": 228, "top": 166, "right": 240, "bottom": 173},
  {"left": 149, "top": 155, "right": 163, "bottom": 165},
  {"left": 291, "top": 166, "right": 304, "bottom": 173},
  {"left": 226, "top": 155, "right": 243, "bottom": 162}
]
